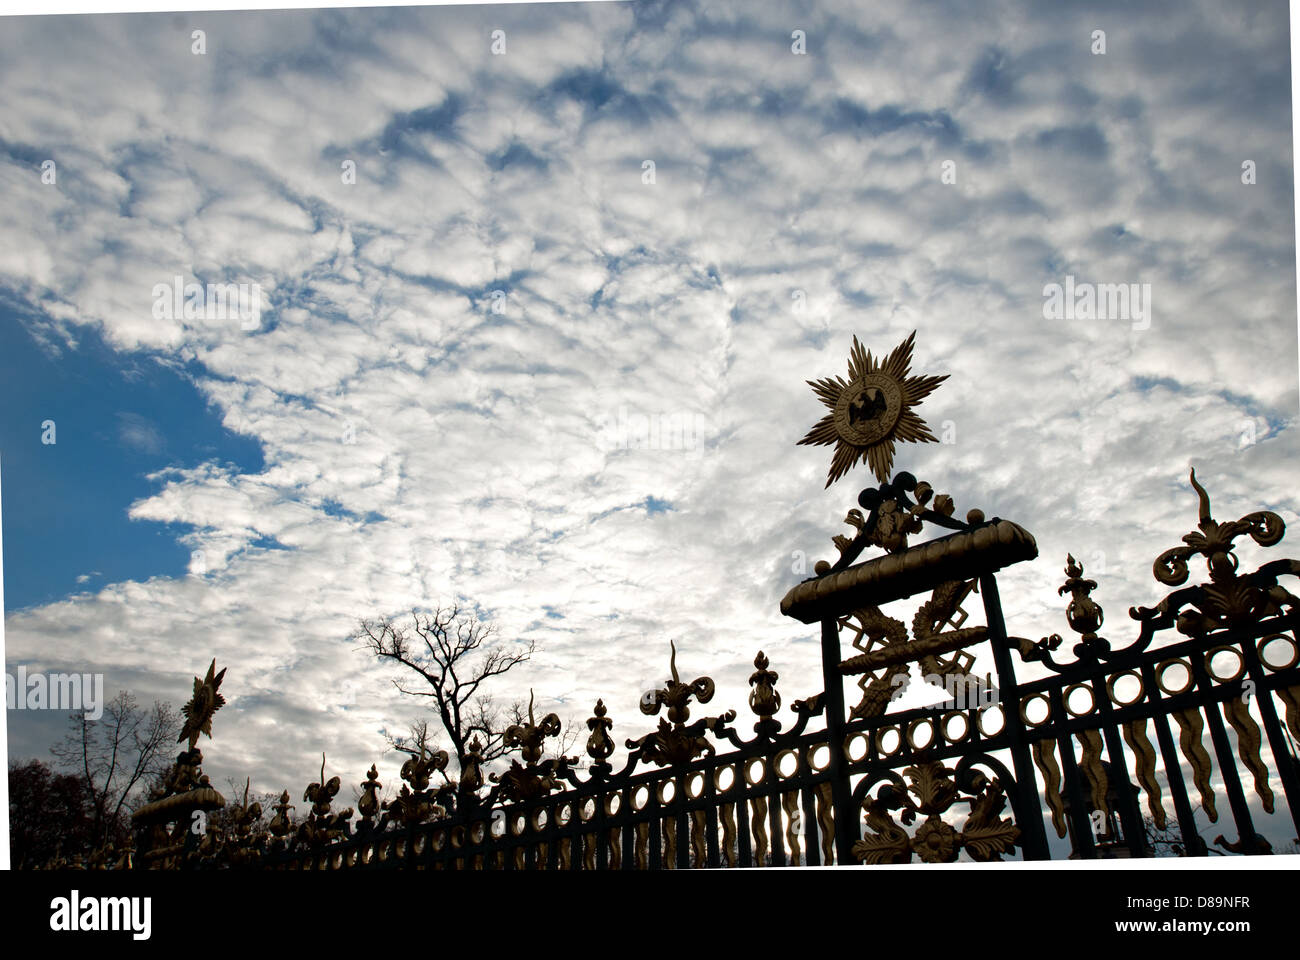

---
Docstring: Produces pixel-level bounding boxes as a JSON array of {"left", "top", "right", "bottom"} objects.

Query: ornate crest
[
  {"left": 798, "top": 331, "right": 947, "bottom": 486},
  {"left": 855, "top": 761, "right": 1019, "bottom": 864},
  {"left": 178, "top": 659, "right": 227, "bottom": 749}
]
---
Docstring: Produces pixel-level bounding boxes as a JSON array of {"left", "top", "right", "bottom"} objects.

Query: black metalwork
[{"left": 117, "top": 467, "right": 1300, "bottom": 870}]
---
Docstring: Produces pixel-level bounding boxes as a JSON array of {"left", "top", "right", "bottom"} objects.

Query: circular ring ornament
[
  {"left": 1105, "top": 670, "right": 1144, "bottom": 707},
  {"left": 941, "top": 710, "right": 969, "bottom": 744},
  {"left": 1019, "top": 693, "right": 1051, "bottom": 728},
  {"left": 905, "top": 718, "right": 936, "bottom": 751},
  {"left": 1258, "top": 634, "right": 1299, "bottom": 673},
  {"left": 1064, "top": 683, "right": 1096, "bottom": 718},
  {"left": 1206, "top": 646, "right": 1245, "bottom": 683},
  {"left": 1155, "top": 659, "right": 1194, "bottom": 696}
]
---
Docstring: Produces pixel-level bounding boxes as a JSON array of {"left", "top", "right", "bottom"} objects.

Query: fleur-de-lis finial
[
  {"left": 1152, "top": 469, "right": 1285, "bottom": 586},
  {"left": 626, "top": 643, "right": 736, "bottom": 766},
  {"left": 502, "top": 690, "right": 561, "bottom": 765},
  {"left": 268, "top": 790, "right": 295, "bottom": 838}
]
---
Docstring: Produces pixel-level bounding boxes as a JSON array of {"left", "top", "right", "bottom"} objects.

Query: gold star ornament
[
  {"left": 798, "top": 331, "right": 948, "bottom": 487},
  {"left": 178, "top": 659, "right": 227, "bottom": 749}
]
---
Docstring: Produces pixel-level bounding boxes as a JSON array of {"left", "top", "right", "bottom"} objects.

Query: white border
[{"left": 0, "top": 0, "right": 1297, "bottom": 876}]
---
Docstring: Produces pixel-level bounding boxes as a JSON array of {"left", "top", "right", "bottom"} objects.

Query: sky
[{"left": 2, "top": 0, "right": 1298, "bottom": 850}]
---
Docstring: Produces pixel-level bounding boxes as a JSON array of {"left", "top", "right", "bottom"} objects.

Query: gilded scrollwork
[
  {"left": 1173, "top": 707, "right": 1218, "bottom": 821},
  {"left": 1031, "top": 739, "right": 1067, "bottom": 838},
  {"left": 813, "top": 471, "right": 969, "bottom": 577},
  {"left": 625, "top": 642, "right": 736, "bottom": 766},
  {"left": 839, "top": 579, "right": 987, "bottom": 717},
  {"left": 1221, "top": 697, "right": 1274, "bottom": 813},
  {"left": 1120, "top": 721, "right": 1166, "bottom": 830},
  {"left": 490, "top": 690, "right": 576, "bottom": 804},
  {"left": 854, "top": 762, "right": 1019, "bottom": 864},
  {"left": 1132, "top": 470, "right": 1298, "bottom": 637}
]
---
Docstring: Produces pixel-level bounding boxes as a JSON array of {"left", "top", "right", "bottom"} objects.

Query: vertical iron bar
[
  {"left": 622, "top": 785, "right": 635, "bottom": 870},
  {"left": 981, "top": 572, "right": 1052, "bottom": 858},
  {"left": 1090, "top": 679, "right": 1151, "bottom": 857},
  {"left": 1190, "top": 653, "right": 1261, "bottom": 852},
  {"left": 676, "top": 772, "right": 691, "bottom": 869},
  {"left": 1140, "top": 660, "right": 1206, "bottom": 856},
  {"left": 819, "top": 615, "right": 858, "bottom": 863},
  {"left": 768, "top": 787, "right": 787, "bottom": 867},
  {"left": 1048, "top": 688, "right": 1097, "bottom": 858},
  {"left": 801, "top": 782, "right": 821, "bottom": 866},
  {"left": 704, "top": 769, "right": 722, "bottom": 868},
  {"left": 736, "top": 792, "right": 753, "bottom": 867},
  {"left": 1242, "top": 640, "right": 1300, "bottom": 840}
]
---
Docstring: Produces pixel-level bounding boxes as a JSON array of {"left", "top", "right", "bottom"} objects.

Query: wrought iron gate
[{"left": 128, "top": 332, "right": 1300, "bottom": 869}]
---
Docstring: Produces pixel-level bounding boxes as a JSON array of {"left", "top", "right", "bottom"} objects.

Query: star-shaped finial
[
  {"left": 797, "top": 331, "right": 947, "bottom": 486},
  {"left": 178, "top": 659, "right": 227, "bottom": 749}
]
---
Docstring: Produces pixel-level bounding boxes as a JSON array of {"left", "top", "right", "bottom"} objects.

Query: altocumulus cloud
[{"left": 1, "top": 0, "right": 1296, "bottom": 798}]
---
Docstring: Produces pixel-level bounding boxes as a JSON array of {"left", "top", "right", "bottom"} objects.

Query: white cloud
[{"left": 2, "top": 0, "right": 1297, "bottom": 806}]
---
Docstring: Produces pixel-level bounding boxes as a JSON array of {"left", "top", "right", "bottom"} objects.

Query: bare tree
[
  {"left": 358, "top": 605, "right": 536, "bottom": 786},
  {"left": 50, "top": 690, "right": 179, "bottom": 849},
  {"left": 1142, "top": 815, "right": 1185, "bottom": 857},
  {"left": 378, "top": 717, "right": 454, "bottom": 787}
]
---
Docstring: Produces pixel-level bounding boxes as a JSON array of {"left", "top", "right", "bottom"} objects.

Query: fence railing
[{"left": 126, "top": 470, "right": 1300, "bottom": 869}]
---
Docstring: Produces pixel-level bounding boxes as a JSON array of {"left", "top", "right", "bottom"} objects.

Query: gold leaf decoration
[{"left": 798, "top": 331, "right": 948, "bottom": 486}]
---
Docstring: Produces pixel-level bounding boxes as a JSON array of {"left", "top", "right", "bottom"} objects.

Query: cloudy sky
[{"left": 2, "top": 0, "right": 1297, "bottom": 836}]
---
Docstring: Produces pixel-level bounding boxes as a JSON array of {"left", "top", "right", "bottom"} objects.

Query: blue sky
[
  {"left": 1, "top": 0, "right": 1298, "bottom": 851},
  {"left": 1, "top": 307, "right": 264, "bottom": 609}
]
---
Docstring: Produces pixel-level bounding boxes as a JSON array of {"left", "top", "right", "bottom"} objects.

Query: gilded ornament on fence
[
  {"left": 460, "top": 736, "right": 486, "bottom": 795},
  {"left": 586, "top": 698, "right": 615, "bottom": 766},
  {"left": 298, "top": 754, "right": 354, "bottom": 846},
  {"left": 178, "top": 659, "right": 227, "bottom": 749},
  {"left": 400, "top": 744, "right": 449, "bottom": 793},
  {"left": 1010, "top": 555, "right": 1104, "bottom": 663},
  {"left": 748, "top": 651, "right": 782, "bottom": 734},
  {"left": 131, "top": 660, "right": 228, "bottom": 848},
  {"left": 358, "top": 766, "right": 382, "bottom": 824},
  {"left": 625, "top": 641, "right": 736, "bottom": 766},
  {"left": 797, "top": 331, "right": 948, "bottom": 486},
  {"left": 268, "top": 790, "right": 295, "bottom": 838},
  {"left": 380, "top": 745, "right": 449, "bottom": 828},
  {"left": 1132, "top": 469, "right": 1296, "bottom": 636},
  {"left": 838, "top": 578, "right": 987, "bottom": 719},
  {"left": 490, "top": 690, "right": 576, "bottom": 803},
  {"left": 854, "top": 762, "right": 1019, "bottom": 864},
  {"left": 815, "top": 472, "right": 964, "bottom": 576}
]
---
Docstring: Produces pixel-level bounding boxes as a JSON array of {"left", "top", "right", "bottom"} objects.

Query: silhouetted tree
[
  {"left": 50, "top": 690, "right": 179, "bottom": 850},
  {"left": 8, "top": 759, "right": 95, "bottom": 868},
  {"left": 358, "top": 604, "right": 539, "bottom": 791}
]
